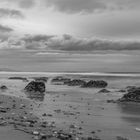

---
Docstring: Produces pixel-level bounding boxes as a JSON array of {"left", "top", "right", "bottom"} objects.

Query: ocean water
[
  {"left": 0, "top": 71, "right": 140, "bottom": 90},
  {"left": 1, "top": 50, "right": 140, "bottom": 73}
]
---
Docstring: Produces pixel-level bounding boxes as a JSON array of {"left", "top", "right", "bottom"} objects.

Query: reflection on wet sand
[
  {"left": 25, "top": 92, "right": 45, "bottom": 101},
  {"left": 117, "top": 103, "right": 140, "bottom": 124}
]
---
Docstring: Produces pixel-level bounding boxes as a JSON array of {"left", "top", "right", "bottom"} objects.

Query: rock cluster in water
[
  {"left": 119, "top": 86, "right": 140, "bottom": 103},
  {"left": 82, "top": 80, "right": 108, "bottom": 88},
  {"left": 64, "top": 79, "right": 86, "bottom": 86},
  {"left": 52, "top": 77, "right": 108, "bottom": 88}
]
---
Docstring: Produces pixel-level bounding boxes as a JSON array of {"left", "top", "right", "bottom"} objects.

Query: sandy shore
[{"left": 0, "top": 74, "right": 140, "bottom": 140}]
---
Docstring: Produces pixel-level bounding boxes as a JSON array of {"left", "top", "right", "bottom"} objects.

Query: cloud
[
  {"left": 19, "top": 0, "right": 35, "bottom": 9},
  {"left": 1, "top": 0, "right": 140, "bottom": 13},
  {"left": 113, "top": 0, "right": 140, "bottom": 10},
  {"left": 2, "top": 34, "right": 140, "bottom": 51},
  {"left": 1, "top": 34, "right": 140, "bottom": 51},
  {"left": 46, "top": 35, "right": 140, "bottom": 51},
  {"left": 22, "top": 34, "right": 54, "bottom": 42},
  {"left": 44, "top": 0, "right": 106, "bottom": 13},
  {"left": 0, "top": 8, "right": 24, "bottom": 18},
  {"left": 43, "top": 0, "right": 140, "bottom": 14},
  {"left": 0, "top": 0, "right": 35, "bottom": 9},
  {"left": 0, "top": 25, "right": 13, "bottom": 33},
  {"left": 21, "top": 35, "right": 55, "bottom": 50}
]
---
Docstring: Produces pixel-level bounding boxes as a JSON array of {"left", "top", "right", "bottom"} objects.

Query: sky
[
  {"left": 1, "top": 0, "right": 140, "bottom": 50},
  {"left": 0, "top": 0, "right": 140, "bottom": 72}
]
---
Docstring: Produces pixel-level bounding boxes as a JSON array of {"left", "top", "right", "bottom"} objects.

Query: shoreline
[{"left": 0, "top": 75, "right": 139, "bottom": 140}]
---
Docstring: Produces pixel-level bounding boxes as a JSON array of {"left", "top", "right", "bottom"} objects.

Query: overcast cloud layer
[
  {"left": 1, "top": 34, "right": 140, "bottom": 52},
  {"left": 0, "top": 0, "right": 140, "bottom": 51},
  {"left": 0, "top": 8, "right": 24, "bottom": 18}
]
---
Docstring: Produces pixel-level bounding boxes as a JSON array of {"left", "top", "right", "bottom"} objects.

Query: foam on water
[{"left": 0, "top": 71, "right": 140, "bottom": 77}]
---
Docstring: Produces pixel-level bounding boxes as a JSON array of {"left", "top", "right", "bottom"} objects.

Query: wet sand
[{"left": 0, "top": 74, "right": 140, "bottom": 140}]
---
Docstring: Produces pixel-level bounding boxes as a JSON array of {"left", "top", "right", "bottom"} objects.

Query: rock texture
[
  {"left": 82, "top": 80, "right": 108, "bottom": 88},
  {"left": 8, "top": 77, "right": 28, "bottom": 81},
  {"left": 0, "top": 85, "right": 8, "bottom": 90},
  {"left": 33, "top": 77, "right": 48, "bottom": 83},
  {"left": 24, "top": 81, "right": 45, "bottom": 93},
  {"left": 52, "top": 77, "right": 71, "bottom": 83},
  {"left": 98, "top": 89, "right": 110, "bottom": 93},
  {"left": 64, "top": 79, "right": 86, "bottom": 86},
  {"left": 119, "top": 86, "right": 140, "bottom": 103}
]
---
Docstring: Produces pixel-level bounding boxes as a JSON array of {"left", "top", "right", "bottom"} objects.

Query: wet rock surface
[
  {"left": 24, "top": 81, "right": 46, "bottom": 93},
  {"left": 119, "top": 86, "right": 140, "bottom": 103},
  {"left": 24, "top": 81, "right": 46, "bottom": 101},
  {"left": 52, "top": 77, "right": 108, "bottom": 89},
  {"left": 52, "top": 77, "right": 71, "bottom": 85},
  {"left": 0, "top": 85, "right": 8, "bottom": 91},
  {"left": 8, "top": 77, "right": 28, "bottom": 82},
  {"left": 33, "top": 77, "right": 48, "bottom": 83},
  {"left": 98, "top": 89, "right": 110, "bottom": 93},
  {"left": 82, "top": 80, "right": 108, "bottom": 88},
  {"left": 64, "top": 79, "right": 86, "bottom": 86}
]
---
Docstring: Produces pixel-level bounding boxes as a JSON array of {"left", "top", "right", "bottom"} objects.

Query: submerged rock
[
  {"left": 119, "top": 87, "right": 140, "bottom": 103},
  {"left": 64, "top": 79, "right": 86, "bottom": 86},
  {"left": 33, "top": 77, "right": 48, "bottom": 83},
  {"left": 0, "top": 85, "right": 8, "bottom": 90},
  {"left": 24, "top": 81, "right": 45, "bottom": 93},
  {"left": 82, "top": 80, "right": 108, "bottom": 88},
  {"left": 8, "top": 77, "right": 28, "bottom": 82},
  {"left": 117, "top": 89, "right": 126, "bottom": 93},
  {"left": 98, "top": 89, "right": 110, "bottom": 93},
  {"left": 52, "top": 76, "right": 71, "bottom": 83}
]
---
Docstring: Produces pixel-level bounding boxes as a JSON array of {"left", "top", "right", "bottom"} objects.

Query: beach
[{"left": 0, "top": 72, "right": 139, "bottom": 140}]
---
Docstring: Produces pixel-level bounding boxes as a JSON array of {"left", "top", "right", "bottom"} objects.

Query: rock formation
[
  {"left": 0, "top": 85, "right": 8, "bottom": 90},
  {"left": 119, "top": 86, "right": 140, "bottom": 103},
  {"left": 24, "top": 81, "right": 45, "bottom": 93},
  {"left": 33, "top": 77, "right": 48, "bottom": 83},
  {"left": 52, "top": 76, "right": 71, "bottom": 83},
  {"left": 82, "top": 80, "right": 108, "bottom": 88},
  {"left": 98, "top": 89, "right": 110, "bottom": 93},
  {"left": 64, "top": 79, "right": 86, "bottom": 86}
]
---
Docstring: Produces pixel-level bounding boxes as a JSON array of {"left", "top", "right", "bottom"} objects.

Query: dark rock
[
  {"left": 0, "top": 85, "right": 8, "bottom": 90},
  {"left": 82, "top": 80, "right": 108, "bottom": 88},
  {"left": 107, "top": 100, "right": 117, "bottom": 103},
  {"left": 98, "top": 89, "right": 110, "bottom": 93},
  {"left": 91, "top": 131, "right": 95, "bottom": 134},
  {"left": 52, "top": 76, "right": 71, "bottom": 83},
  {"left": 42, "top": 113, "right": 47, "bottom": 117},
  {"left": 116, "top": 136, "right": 129, "bottom": 140},
  {"left": 24, "top": 81, "right": 45, "bottom": 101},
  {"left": 0, "top": 106, "right": 10, "bottom": 113},
  {"left": 33, "top": 77, "right": 48, "bottom": 83},
  {"left": 24, "top": 81, "right": 45, "bottom": 93},
  {"left": 126, "top": 86, "right": 137, "bottom": 92},
  {"left": 87, "top": 137, "right": 101, "bottom": 140},
  {"left": 117, "top": 89, "right": 126, "bottom": 93},
  {"left": 64, "top": 79, "right": 86, "bottom": 86},
  {"left": 119, "top": 87, "right": 140, "bottom": 103},
  {"left": 56, "top": 131, "right": 73, "bottom": 140},
  {"left": 8, "top": 77, "right": 28, "bottom": 81},
  {"left": 126, "top": 86, "right": 136, "bottom": 89}
]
